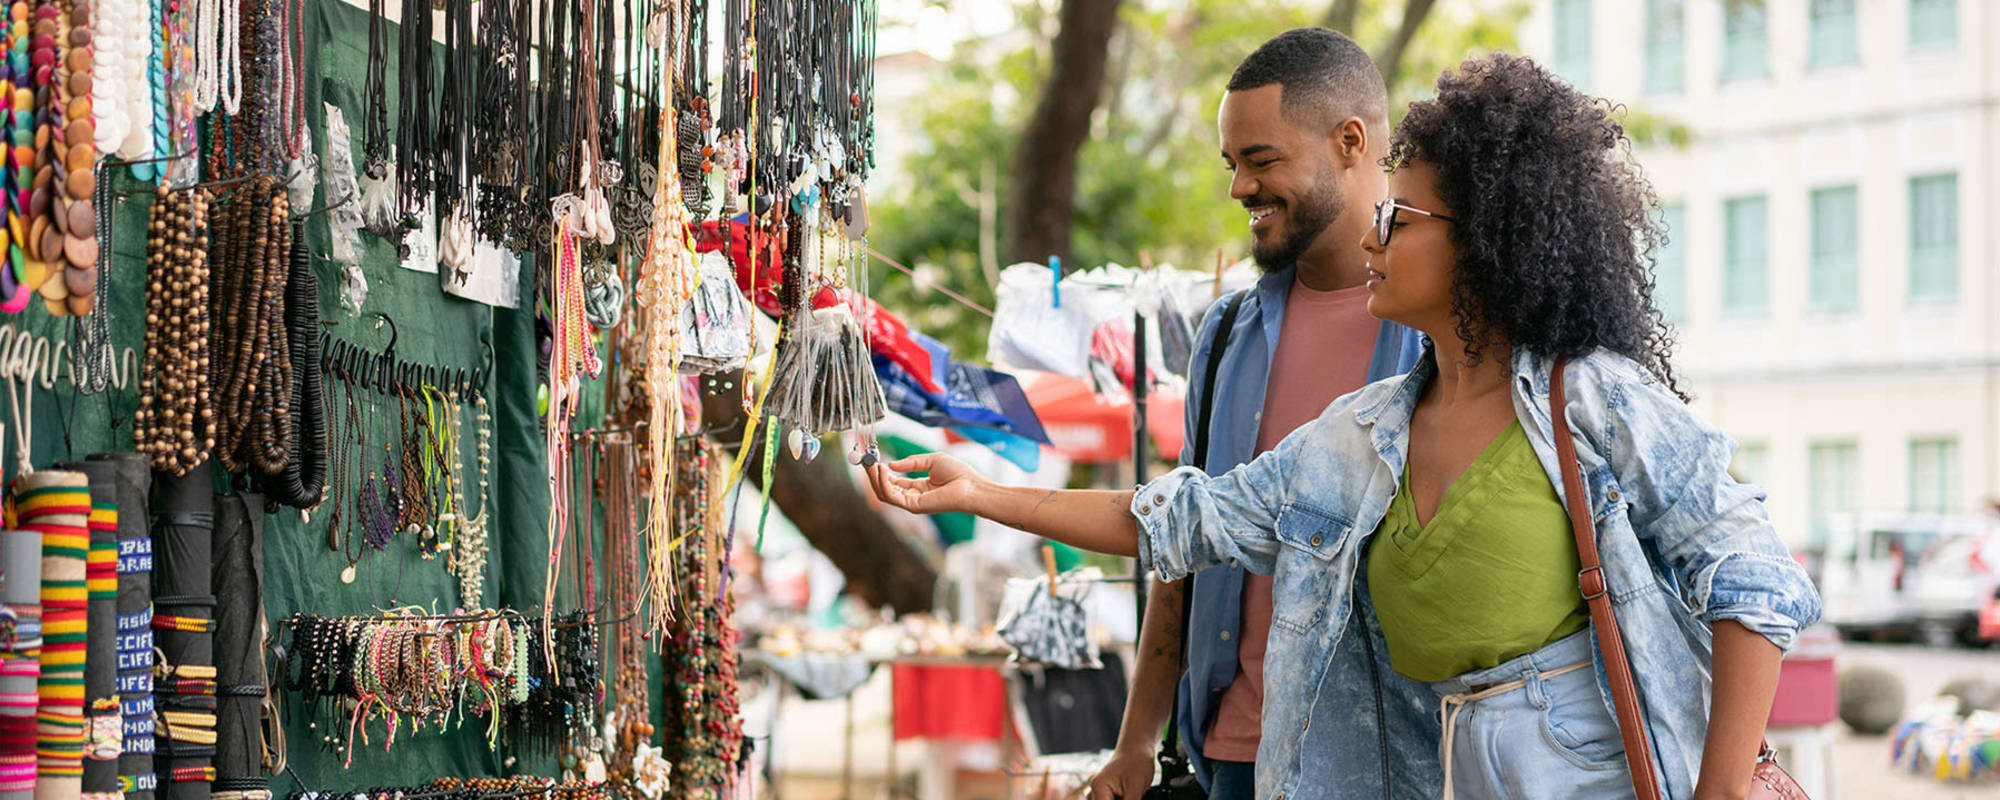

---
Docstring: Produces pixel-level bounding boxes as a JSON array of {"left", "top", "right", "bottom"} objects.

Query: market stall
[{"left": 0, "top": 0, "right": 936, "bottom": 797}]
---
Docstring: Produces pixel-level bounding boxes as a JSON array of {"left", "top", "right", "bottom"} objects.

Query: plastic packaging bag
[
  {"left": 677, "top": 251, "right": 754, "bottom": 374},
  {"left": 988, "top": 262, "right": 1125, "bottom": 378},
  {"left": 995, "top": 567, "right": 1102, "bottom": 670}
]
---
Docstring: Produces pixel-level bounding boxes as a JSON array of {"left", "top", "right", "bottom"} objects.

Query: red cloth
[
  {"left": 1021, "top": 373, "right": 1185, "bottom": 464},
  {"left": 691, "top": 217, "right": 788, "bottom": 316},
  {"left": 690, "top": 217, "right": 946, "bottom": 394},
  {"left": 851, "top": 295, "right": 944, "bottom": 393},
  {"left": 1767, "top": 628, "right": 1840, "bottom": 727},
  {"left": 892, "top": 664, "right": 1006, "bottom": 741}
]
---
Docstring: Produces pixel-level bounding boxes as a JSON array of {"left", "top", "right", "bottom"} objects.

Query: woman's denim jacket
[{"left": 1133, "top": 348, "right": 1822, "bottom": 800}]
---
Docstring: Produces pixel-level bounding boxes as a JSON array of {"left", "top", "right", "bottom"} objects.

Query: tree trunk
[
  {"left": 1003, "top": 0, "right": 1123, "bottom": 267},
  {"left": 698, "top": 370, "right": 938, "bottom": 614},
  {"left": 1373, "top": 0, "right": 1439, "bottom": 90},
  {"left": 1321, "top": 0, "right": 1360, "bottom": 34},
  {"left": 744, "top": 439, "right": 939, "bottom": 614}
]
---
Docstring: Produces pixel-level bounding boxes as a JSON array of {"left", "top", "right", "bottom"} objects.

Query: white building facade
[{"left": 1521, "top": 0, "right": 1998, "bottom": 551}]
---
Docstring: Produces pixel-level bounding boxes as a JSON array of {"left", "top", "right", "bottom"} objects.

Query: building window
[
  {"left": 1808, "top": 441, "right": 1857, "bottom": 549},
  {"left": 1909, "top": 0, "right": 1956, "bottom": 51},
  {"left": 1808, "top": 0, "right": 1858, "bottom": 68},
  {"left": 1720, "top": 0, "right": 1767, "bottom": 82},
  {"left": 1553, "top": 0, "right": 1591, "bottom": 89},
  {"left": 1723, "top": 195, "right": 1767, "bottom": 315},
  {"left": 1908, "top": 437, "right": 1957, "bottom": 513},
  {"left": 1654, "top": 204, "right": 1686, "bottom": 322},
  {"left": 1644, "top": 0, "right": 1684, "bottom": 93},
  {"left": 1908, "top": 173, "right": 1958, "bottom": 302},
  {"left": 1808, "top": 186, "right": 1858, "bottom": 312},
  {"left": 1731, "top": 441, "right": 1768, "bottom": 485}
]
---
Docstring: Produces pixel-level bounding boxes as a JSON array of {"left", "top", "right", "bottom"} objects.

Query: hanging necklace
[
  {"left": 543, "top": 212, "right": 597, "bottom": 655},
  {"left": 218, "top": 0, "right": 240, "bottom": 114},
  {"left": 394, "top": 0, "right": 433, "bottom": 210},
  {"left": 133, "top": 187, "right": 214, "bottom": 475},
  {"left": 445, "top": 392, "right": 490, "bottom": 609}
]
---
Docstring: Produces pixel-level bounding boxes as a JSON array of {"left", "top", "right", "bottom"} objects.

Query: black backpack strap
[
  {"left": 1190, "top": 290, "right": 1246, "bottom": 469},
  {"left": 1159, "top": 288, "right": 1246, "bottom": 769}
]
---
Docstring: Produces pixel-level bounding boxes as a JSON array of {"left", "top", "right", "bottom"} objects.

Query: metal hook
[
  {"left": 295, "top": 191, "right": 355, "bottom": 220},
  {"left": 371, "top": 350, "right": 393, "bottom": 393},
  {"left": 121, "top": 172, "right": 261, "bottom": 199},
  {"left": 371, "top": 312, "right": 399, "bottom": 357},
  {"left": 329, "top": 337, "right": 348, "bottom": 380}
]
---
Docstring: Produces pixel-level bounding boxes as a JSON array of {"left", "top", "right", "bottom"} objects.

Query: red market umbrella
[{"left": 1021, "top": 372, "right": 1185, "bottom": 464}]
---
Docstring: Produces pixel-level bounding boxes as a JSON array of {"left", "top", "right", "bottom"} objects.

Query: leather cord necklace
[
  {"left": 360, "top": 0, "right": 390, "bottom": 184},
  {"left": 393, "top": 0, "right": 432, "bottom": 209},
  {"left": 433, "top": 0, "right": 473, "bottom": 223}
]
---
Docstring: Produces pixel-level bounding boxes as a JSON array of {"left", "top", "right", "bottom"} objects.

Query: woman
[{"left": 866, "top": 53, "right": 1819, "bottom": 800}]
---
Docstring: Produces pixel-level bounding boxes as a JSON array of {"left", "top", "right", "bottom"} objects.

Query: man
[{"left": 1086, "top": 28, "right": 1435, "bottom": 800}]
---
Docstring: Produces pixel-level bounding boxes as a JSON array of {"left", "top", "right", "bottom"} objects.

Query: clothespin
[
  {"left": 1213, "top": 249, "right": 1225, "bottom": 299},
  {"left": 1041, "top": 544, "right": 1059, "bottom": 597},
  {"left": 1139, "top": 249, "right": 1154, "bottom": 272},
  {"left": 1049, "top": 255, "right": 1061, "bottom": 308}
]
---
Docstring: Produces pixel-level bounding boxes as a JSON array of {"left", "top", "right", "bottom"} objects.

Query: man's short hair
[{"left": 1227, "top": 28, "right": 1388, "bottom": 138}]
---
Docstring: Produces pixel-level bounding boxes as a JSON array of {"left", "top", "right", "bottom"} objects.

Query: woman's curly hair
[{"left": 1385, "top": 52, "right": 1685, "bottom": 400}]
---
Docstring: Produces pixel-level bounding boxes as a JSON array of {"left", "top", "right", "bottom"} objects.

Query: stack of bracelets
[
  {"left": 286, "top": 777, "right": 609, "bottom": 800},
  {"left": 279, "top": 611, "right": 597, "bottom": 765}
]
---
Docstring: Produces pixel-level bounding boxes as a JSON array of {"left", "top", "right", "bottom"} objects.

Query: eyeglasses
[{"left": 1374, "top": 199, "right": 1456, "bottom": 246}]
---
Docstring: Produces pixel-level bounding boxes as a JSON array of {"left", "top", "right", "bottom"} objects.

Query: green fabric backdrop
[{"left": 4, "top": 0, "right": 650, "bottom": 788}]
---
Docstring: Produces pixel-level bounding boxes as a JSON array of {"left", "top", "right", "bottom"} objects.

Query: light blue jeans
[{"left": 1424, "top": 631, "right": 1633, "bottom": 799}]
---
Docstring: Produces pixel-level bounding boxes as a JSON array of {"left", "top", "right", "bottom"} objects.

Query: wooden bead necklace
[
  {"left": 208, "top": 176, "right": 293, "bottom": 476},
  {"left": 132, "top": 186, "right": 213, "bottom": 474},
  {"left": 254, "top": 217, "right": 325, "bottom": 509}
]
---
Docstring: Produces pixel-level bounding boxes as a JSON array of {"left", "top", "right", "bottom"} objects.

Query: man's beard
[{"left": 1251, "top": 167, "right": 1344, "bottom": 273}]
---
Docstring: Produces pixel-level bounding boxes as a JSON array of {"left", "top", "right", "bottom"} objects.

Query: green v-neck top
[{"left": 1366, "top": 420, "right": 1591, "bottom": 682}]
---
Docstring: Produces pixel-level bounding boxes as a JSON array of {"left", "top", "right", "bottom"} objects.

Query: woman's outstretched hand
[
  {"left": 867, "top": 452, "right": 1144, "bottom": 557},
  {"left": 865, "top": 453, "right": 986, "bottom": 515}
]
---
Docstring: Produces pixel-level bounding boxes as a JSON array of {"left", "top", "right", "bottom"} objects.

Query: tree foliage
[{"left": 870, "top": 0, "right": 1531, "bottom": 360}]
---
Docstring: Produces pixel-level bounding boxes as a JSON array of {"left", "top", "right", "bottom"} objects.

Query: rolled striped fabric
[
  {"left": 53, "top": 461, "right": 122, "bottom": 800},
  {"left": 83, "top": 454, "right": 151, "bottom": 800},
  {"left": 148, "top": 467, "right": 212, "bottom": 800},
  {"left": 0, "top": 520, "right": 44, "bottom": 800},
  {"left": 16, "top": 471, "right": 90, "bottom": 800}
]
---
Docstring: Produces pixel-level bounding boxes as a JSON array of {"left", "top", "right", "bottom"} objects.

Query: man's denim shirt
[
  {"left": 1147, "top": 347, "right": 1822, "bottom": 800},
  {"left": 1174, "top": 266, "right": 1424, "bottom": 791}
]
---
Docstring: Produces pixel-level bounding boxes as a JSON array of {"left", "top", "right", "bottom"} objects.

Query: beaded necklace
[
  {"left": 636, "top": 0, "right": 704, "bottom": 635},
  {"left": 598, "top": 436, "right": 650, "bottom": 776},
  {"left": 132, "top": 186, "right": 213, "bottom": 474},
  {"left": 255, "top": 217, "right": 325, "bottom": 509},
  {"left": 73, "top": 163, "right": 114, "bottom": 393},
  {"left": 443, "top": 393, "right": 489, "bottom": 610},
  {"left": 280, "top": 0, "right": 301, "bottom": 158},
  {"left": 0, "top": 2, "right": 21, "bottom": 315},
  {"left": 162, "top": 0, "right": 197, "bottom": 184},
  {"left": 542, "top": 211, "right": 595, "bottom": 655},
  {"left": 209, "top": 177, "right": 293, "bottom": 476}
]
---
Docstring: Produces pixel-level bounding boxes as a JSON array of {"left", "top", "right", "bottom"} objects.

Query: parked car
[{"left": 1818, "top": 512, "right": 1999, "bottom": 646}]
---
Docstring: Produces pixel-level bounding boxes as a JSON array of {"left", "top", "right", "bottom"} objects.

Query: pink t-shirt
[{"left": 1201, "top": 280, "right": 1380, "bottom": 762}]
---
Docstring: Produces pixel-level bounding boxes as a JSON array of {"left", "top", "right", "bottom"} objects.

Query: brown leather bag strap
[{"left": 1548, "top": 357, "right": 1665, "bottom": 800}]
